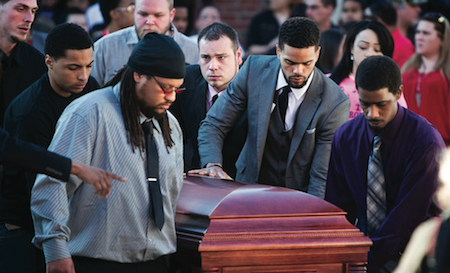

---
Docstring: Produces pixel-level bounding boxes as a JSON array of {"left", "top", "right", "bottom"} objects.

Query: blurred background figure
[
  {"left": 245, "top": 0, "right": 292, "bottom": 56},
  {"left": 189, "top": 4, "right": 221, "bottom": 41},
  {"left": 290, "top": 2, "right": 307, "bottom": 17},
  {"left": 91, "top": 0, "right": 135, "bottom": 40},
  {"left": 65, "top": 0, "right": 89, "bottom": 12},
  {"left": 329, "top": 20, "right": 408, "bottom": 120},
  {"left": 366, "top": 2, "right": 415, "bottom": 69},
  {"left": 392, "top": 0, "right": 426, "bottom": 43},
  {"left": 340, "top": 0, "right": 365, "bottom": 26},
  {"left": 85, "top": 2, "right": 103, "bottom": 33},
  {"left": 305, "top": 0, "right": 337, "bottom": 33},
  {"left": 58, "top": 7, "right": 88, "bottom": 31},
  {"left": 316, "top": 28, "right": 345, "bottom": 73},
  {"left": 189, "top": 4, "right": 245, "bottom": 55},
  {"left": 174, "top": 0, "right": 190, "bottom": 34},
  {"left": 394, "top": 147, "right": 450, "bottom": 273},
  {"left": 402, "top": 12, "right": 450, "bottom": 146},
  {"left": 33, "top": 0, "right": 59, "bottom": 31}
]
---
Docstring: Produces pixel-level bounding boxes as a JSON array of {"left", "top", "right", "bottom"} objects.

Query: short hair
[
  {"left": 136, "top": 0, "right": 174, "bottom": 10},
  {"left": 99, "top": 0, "right": 122, "bottom": 26},
  {"left": 321, "top": 0, "right": 336, "bottom": 9},
  {"left": 45, "top": 23, "right": 93, "bottom": 59},
  {"left": 367, "top": 2, "right": 397, "bottom": 26},
  {"left": 198, "top": 22, "right": 239, "bottom": 52},
  {"left": 356, "top": 55, "right": 401, "bottom": 95},
  {"left": 279, "top": 17, "right": 320, "bottom": 50}
]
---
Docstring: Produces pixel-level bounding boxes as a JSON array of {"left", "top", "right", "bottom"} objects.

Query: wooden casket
[{"left": 173, "top": 176, "right": 372, "bottom": 273}]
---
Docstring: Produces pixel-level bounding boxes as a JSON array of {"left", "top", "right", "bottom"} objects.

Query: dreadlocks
[{"left": 106, "top": 66, "right": 174, "bottom": 153}]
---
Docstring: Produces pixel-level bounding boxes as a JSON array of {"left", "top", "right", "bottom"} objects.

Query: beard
[
  {"left": 136, "top": 21, "right": 172, "bottom": 39},
  {"left": 288, "top": 74, "right": 309, "bottom": 89},
  {"left": 141, "top": 106, "right": 166, "bottom": 119},
  {"left": 10, "top": 33, "right": 26, "bottom": 44}
]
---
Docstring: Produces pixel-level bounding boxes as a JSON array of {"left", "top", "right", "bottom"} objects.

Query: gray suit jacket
[{"left": 198, "top": 55, "right": 349, "bottom": 198}]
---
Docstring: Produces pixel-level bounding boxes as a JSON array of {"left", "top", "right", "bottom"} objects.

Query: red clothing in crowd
[
  {"left": 403, "top": 69, "right": 450, "bottom": 145},
  {"left": 392, "top": 29, "right": 415, "bottom": 69}
]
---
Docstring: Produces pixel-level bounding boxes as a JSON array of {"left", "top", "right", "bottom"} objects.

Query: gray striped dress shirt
[
  {"left": 31, "top": 83, "right": 184, "bottom": 263},
  {"left": 91, "top": 24, "right": 199, "bottom": 86}
]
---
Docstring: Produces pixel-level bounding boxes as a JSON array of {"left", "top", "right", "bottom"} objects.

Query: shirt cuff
[{"left": 42, "top": 238, "right": 71, "bottom": 263}]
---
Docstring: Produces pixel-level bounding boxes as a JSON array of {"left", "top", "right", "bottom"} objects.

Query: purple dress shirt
[{"left": 326, "top": 106, "right": 445, "bottom": 272}]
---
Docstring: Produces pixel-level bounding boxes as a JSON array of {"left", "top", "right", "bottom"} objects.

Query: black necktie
[
  {"left": 278, "top": 86, "right": 291, "bottom": 122},
  {"left": 212, "top": 94, "right": 219, "bottom": 105},
  {"left": 142, "top": 120, "right": 164, "bottom": 230}
]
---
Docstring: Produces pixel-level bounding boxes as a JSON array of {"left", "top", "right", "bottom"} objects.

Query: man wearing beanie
[{"left": 30, "top": 33, "right": 186, "bottom": 273}]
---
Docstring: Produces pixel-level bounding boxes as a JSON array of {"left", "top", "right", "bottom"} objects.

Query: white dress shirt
[{"left": 275, "top": 68, "right": 315, "bottom": 130}]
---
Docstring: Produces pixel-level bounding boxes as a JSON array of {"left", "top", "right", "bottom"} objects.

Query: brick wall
[
  {"left": 213, "top": 0, "right": 268, "bottom": 48},
  {"left": 188, "top": 0, "right": 305, "bottom": 48}
]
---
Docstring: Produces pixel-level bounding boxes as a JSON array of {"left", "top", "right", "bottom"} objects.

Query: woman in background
[
  {"left": 402, "top": 13, "right": 450, "bottom": 146},
  {"left": 330, "top": 20, "right": 408, "bottom": 120}
]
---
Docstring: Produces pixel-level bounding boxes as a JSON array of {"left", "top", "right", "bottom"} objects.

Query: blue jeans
[{"left": 0, "top": 224, "right": 45, "bottom": 273}]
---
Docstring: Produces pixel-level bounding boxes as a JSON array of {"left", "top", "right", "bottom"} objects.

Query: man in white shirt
[{"left": 91, "top": 0, "right": 198, "bottom": 86}]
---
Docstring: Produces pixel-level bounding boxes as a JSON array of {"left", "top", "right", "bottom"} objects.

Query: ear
[
  {"left": 133, "top": 72, "right": 143, "bottom": 83},
  {"left": 395, "top": 84, "right": 403, "bottom": 101},
  {"left": 45, "top": 54, "right": 54, "bottom": 70},
  {"left": 169, "top": 8, "right": 176, "bottom": 22},
  {"left": 236, "top": 47, "right": 243, "bottom": 66},
  {"left": 110, "top": 9, "right": 118, "bottom": 20},
  {"left": 276, "top": 44, "right": 281, "bottom": 59},
  {"left": 316, "top": 46, "right": 321, "bottom": 59},
  {"left": 326, "top": 5, "right": 334, "bottom": 15}
]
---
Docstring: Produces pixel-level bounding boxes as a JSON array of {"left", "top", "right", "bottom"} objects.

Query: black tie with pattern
[{"left": 142, "top": 120, "right": 164, "bottom": 230}]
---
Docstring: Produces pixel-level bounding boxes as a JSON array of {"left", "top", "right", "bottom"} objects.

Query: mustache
[{"left": 289, "top": 74, "right": 306, "bottom": 79}]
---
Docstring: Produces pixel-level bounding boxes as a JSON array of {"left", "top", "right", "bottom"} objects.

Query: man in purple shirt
[{"left": 325, "top": 55, "right": 445, "bottom": 273}]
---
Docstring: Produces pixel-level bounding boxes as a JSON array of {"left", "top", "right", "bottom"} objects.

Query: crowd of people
[{"left": 0, "top": 0, "right": 450, "bottom": 272}]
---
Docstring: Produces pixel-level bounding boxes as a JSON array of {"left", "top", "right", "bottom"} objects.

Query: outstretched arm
[
  {"left": 71, "top": 162, "right": 126, "bottom": 199},
  {"left": 0, "top": 128, "right": 125, "bottom": 198}
]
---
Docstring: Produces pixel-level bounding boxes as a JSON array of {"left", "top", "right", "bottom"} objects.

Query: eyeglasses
[
  {"left": 151, "top": 75, "right": 185, "bottom": 94},
  {"left": 115, "top": 3, "right": 135, "bottom": 14}
]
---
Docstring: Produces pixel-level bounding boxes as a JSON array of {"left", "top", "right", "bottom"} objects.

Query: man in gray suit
[{"left": 190, "top": 17, "right": 349, "bottom": 198}]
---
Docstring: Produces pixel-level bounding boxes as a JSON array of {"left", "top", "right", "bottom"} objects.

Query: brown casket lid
[
  {"left": 177, "top": 176, "right": 345, "bottom": 219},
  {"left": 176, "top": 176, "right": 371, "bottom": 253}
]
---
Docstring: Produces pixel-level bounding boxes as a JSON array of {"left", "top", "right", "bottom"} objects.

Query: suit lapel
[
  {"left": 194, "top": 77, "right": 208, "bottom": 121},
  {"left": 287, "top": 69, "right": 323, "bottom": 166},
  {"left": 256, "top": 57, "right": 280, "bottom": 167},
  {"left": 182, "top": 74, "right": 208, "bottom": 139}
]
